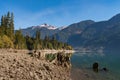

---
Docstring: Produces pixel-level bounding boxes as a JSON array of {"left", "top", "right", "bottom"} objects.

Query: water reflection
[
  {"left": 71, "top": 51, "right": 120, "bottom": 80},
  {"left": 74, "top": 52, "right": 105, "bottom": 57}
]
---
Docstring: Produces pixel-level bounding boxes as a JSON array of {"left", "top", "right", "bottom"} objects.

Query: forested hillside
[{"left": 0, "top": 12, "right": 72, "bottom": 50}]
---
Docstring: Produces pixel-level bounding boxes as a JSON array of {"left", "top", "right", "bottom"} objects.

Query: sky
[{"left": 1, "top": 0, "right": 120, "bottom": 30}]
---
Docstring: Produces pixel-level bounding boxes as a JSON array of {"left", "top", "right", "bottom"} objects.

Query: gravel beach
[{"left": 0, "top": 49, "right": 71, "bottom": 80}]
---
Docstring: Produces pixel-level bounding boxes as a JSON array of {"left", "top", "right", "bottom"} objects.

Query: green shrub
[
  {"left": 45, "top": 54, "right": 56, "bottom": 62},
  {"left": 0, "top": 35, "right": 13, "bottom": 48}
]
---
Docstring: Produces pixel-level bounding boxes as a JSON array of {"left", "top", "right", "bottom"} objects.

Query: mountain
[
  {"left": 54, "top": 20, "right": 95, "bottom": 42},
  {"left": 31, "top": 23, "right": 57, "bottom": 30},
  {"left": 67, "top": 13, "right": 120, "bottom": 51},
  {"left": 21, "top": 23, "right": 61, "bottom": 39},
  {"left": 109, "top": 13, "right": 120, "bottom": 23},
  {"left": 21, "top": 13, "right": 120, "bottom": 51}
]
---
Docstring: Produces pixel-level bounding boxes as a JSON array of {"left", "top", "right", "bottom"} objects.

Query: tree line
[{"left": 0, "top": 12, "right": 72, "bottom": 50}]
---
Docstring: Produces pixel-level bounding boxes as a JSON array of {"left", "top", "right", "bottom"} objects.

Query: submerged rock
[
  {"left": 92, "top": 62, "right": 99, "bottom": 72},
  {"left": 92, "top": 62, "right": 109, "bottom": 73},
  {"left": 102, "top": 67, "right": 109, "bottom": 72}
]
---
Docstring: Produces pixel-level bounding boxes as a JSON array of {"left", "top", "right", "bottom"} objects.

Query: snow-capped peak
[
  {"left": 32, "top": 23, "right": 57, "bottom": 30},
  {"left": 31, "top": 23, "right": 68, "bottom": 30}
]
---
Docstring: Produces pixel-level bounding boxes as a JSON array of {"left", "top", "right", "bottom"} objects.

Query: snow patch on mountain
[
  {"left": 32, "top": 23, "right": 57, "bottom": 30},
  {"left": 31, "top": 23, "right": 67, "bottom": 30}
]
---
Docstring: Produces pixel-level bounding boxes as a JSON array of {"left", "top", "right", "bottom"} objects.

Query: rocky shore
[{"left": 0, "top": 49, "right": 73, "bottom": 80}]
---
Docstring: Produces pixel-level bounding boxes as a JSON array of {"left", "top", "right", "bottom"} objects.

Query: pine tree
[
  {"left": 25, "top": 36, "right": 34, "bottom": 50},
  {"left": 0, "top": 12, "right": 14, "bottom": 40},
  {"left": 14, "top": 30, "right": 26, "bottom": 49},
  {"left": 51, "top": 36, "right": 57, "bottom": 49},
  {"left": 6, "top": 12, "right": 11, "bottom": 36},
  {"left": 34, "top": 30, "right": 41, "bottom": 50},
  {"left": 0, "top": 15, "right": 5, "bottom": 35},
  {"left": 9, "top": 12, "right": 14, "bottom": 41},
  {"left": 1, "top": 16, "right": 5, "bottom": 26}
]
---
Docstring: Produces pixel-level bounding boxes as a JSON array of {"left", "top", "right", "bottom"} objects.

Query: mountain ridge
[
  {"left": 20, "top": 13, "right": 120, "bottom": 51},
  {"left": 21, "top": 23, "right": 67, "bottom": 39}
]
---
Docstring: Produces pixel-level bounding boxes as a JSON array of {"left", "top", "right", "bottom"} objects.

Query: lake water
[{"left": 71, "top": 52, "right": 120, "bottom": 80}]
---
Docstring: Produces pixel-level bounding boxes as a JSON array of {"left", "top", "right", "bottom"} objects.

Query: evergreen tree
[
  {"left": 14, "top": 30, "right": 26, "bottom": 49},
  {"left": 25, "top": 36, "right": 34, "bottom": 50},
  {"left": 0, "top": 12, "right": 14, "bottom": 41},
  {"left": 9, "top": 12, "right": 14, "bottom": 41},
  {"left": 0, "top": 16, "right": 5, "bottom": 35},
  {"left": 1, "top": 16, "right": 5, "bottom": 26},
  {"left": 44, "top": 35, "right": 50, "bottom": 49},
  {"left": 51, "top": 36, "right": 57, "bottom": 49},
  {"left": 34, "top": 30, "right": 40, "bottom": 50},
  {"left": 44, "top": 35, "right": 50, "bottom": 41}
]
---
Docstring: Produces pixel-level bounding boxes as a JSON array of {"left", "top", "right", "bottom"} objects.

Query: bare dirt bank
[{"left": 0, "top": 49, "right": 72, "bottom": 80}]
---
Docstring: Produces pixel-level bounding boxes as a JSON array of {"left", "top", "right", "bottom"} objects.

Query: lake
[{"left": 71, "top": 51, "right": 120, "bottom": 80}]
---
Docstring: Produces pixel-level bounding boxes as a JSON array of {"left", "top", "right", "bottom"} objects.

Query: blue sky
[{"left": 0, "top": 0, "right": 120, "bottom": 29}]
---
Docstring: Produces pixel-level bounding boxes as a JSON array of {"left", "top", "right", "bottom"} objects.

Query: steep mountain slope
[
  {"left": 54, "top": 20, "right": 95, "bottom": 42},
  {"left": 88, "top": 22, "right": 120, "bottom": 51},
  {"left": 68, "top": 13, "right": 120, "bottom": 51}
]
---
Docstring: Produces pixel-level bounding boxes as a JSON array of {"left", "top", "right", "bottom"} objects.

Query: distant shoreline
[{"left": 0, "top": 49, "right": 75, "bottom": 54}]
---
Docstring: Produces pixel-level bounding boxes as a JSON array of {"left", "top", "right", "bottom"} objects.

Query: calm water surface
[{"left": 71, "top": 51, "right": 120, "bottom": 80}]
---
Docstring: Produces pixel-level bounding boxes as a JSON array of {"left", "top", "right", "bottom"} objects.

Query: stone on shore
[{"left": 0, "top": 49, "right": 72, "bottom": 80}]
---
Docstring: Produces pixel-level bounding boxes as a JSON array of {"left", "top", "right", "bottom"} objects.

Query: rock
[
  {"left": 0, "top": 77, "right": 4, "bottom": 80},
  {"left": 63, "top": 62, "right": 70, "bottom": 68},
  {"left": 29, "top": 72, "right": 34, "bottom": 77},
  {"left": 10, "top": 74, "right": 14, "bottom": 78},
  {"left": 34, "top": 73, "right": 39, "bottom": 80},
  {"left": 30, "top": 50, "right": 45, "bottom": 59},
  {"left": 102, "top": 67, "right": 108, "bottom": 72},
  {"left": 13, "top": 59, "right": 16, "bottom": 62},
  {"left": 38, "top": 52, "right": 41, "bottom": 59},
  {"left": 44, "top": 64, "right": 52, "bottom": 71},
  {"left": 92, "top": 62, "right": 99, "bottom": 72}
]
